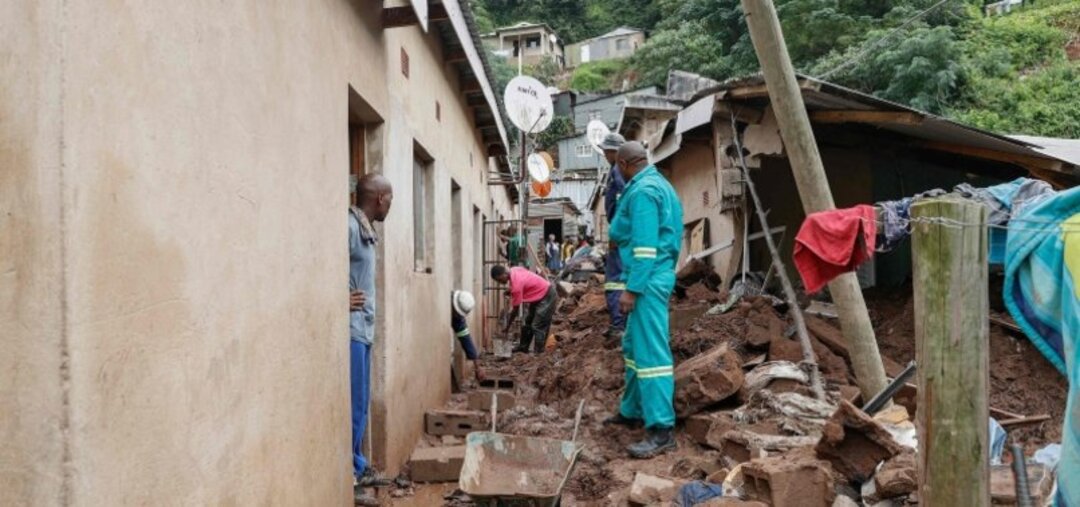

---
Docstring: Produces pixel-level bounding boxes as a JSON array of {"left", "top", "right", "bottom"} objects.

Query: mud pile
[{"left": 470, "top": 282, "right": 1066, "bottom": 505}]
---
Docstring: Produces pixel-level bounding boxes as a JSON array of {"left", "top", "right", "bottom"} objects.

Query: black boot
[
  {"left": 602, "top": 413, "right": 643, "bottom": 428},
  {"left": 627, "top": 427, "right": 676, "bottom": 459}
]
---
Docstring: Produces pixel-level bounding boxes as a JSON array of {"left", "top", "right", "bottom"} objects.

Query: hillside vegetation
[{"left": 474, "top": 0, "right": 1080, "bottom": 137}]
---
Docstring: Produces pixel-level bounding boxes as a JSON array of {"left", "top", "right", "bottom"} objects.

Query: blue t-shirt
[{"left": 349, "top": 208, "right": 377, "bottom": 344}]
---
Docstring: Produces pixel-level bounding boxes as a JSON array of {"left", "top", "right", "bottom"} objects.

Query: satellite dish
[
  {"left": 531, "top": 179, "right": 552, "bottom": 198},
  {"left": 526, "top": 153, "right": 551, "bottom": 183},
  {"left": 504, "top": 76, "right": 554, "bottom": 134},
  {"left": 586, "top": 120, "right": 610, "bottom": 154}
]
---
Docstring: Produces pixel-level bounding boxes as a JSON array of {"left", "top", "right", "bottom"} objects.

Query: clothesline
[{"left": 856, "top": 215, "right": 1080, "bottom": 233}]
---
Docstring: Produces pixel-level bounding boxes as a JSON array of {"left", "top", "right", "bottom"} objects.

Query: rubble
[
  {"left": 424, "top": 409, "right": 487, "bottom": 437},
  {"left": 466, "top": 390, "right": 516, "bottom": 412},
  {"left": 408, "top": 445, "right": 466, "bottom": 482},
  {"left": 990, "top": 462, "right": 1050, "bottom": 505},
  {"left": 627, "top": 472, "right": 688, "bottom": 505},
  {"left": 872, "top": 449, "right": 916, "bottom": 500},
  {"left": 815, "top": 401, "right": 903, "bottom": 483},
  {"left": 742, "top": 448, "right": 837, "bottom": 507},
  {"left": 420, "top": 282, "right": 1069, "bottom": 504},
  {"left": 673, "top": 343, "right": 744, "bottom": 417}
]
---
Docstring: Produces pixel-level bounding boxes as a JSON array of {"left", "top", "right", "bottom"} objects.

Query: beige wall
[
  {"left": 1, "top": 1, "right": 66, "bottom": 505},
  {"left": 1, "top": 0, "right": 514, "bottom": 504}
]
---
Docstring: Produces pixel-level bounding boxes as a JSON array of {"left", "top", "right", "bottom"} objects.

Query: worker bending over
[
  {"left": 603, "top": 141, "right": 684, "bottom": 459},
  {"left": 600, "top": 133, "right": 627, "bottom": 342},
  {"left": 451, "top": 290, "right": 484, "bottom": 381},
  {"left": 490, "top": 264, "right": 558, "bottom": 354}
]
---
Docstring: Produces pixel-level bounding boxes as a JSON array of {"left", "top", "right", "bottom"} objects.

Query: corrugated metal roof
[
  {"left": 685, "top": 72, "right": 1078, "bottom": 176},
  {"left": 1010, "top": 135, "right": 1080, "bottom": 167}
]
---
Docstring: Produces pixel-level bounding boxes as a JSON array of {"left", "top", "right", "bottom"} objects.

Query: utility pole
[
  {"left": 739, "top": 0, "right": 889, "bottom": 399},
  {"left": 911, "top": 199, "right": 990, "bottom": 506}
]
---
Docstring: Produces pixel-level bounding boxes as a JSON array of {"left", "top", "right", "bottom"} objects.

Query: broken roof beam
[
  {"left": 809, "top": 110, "right": 924, "bottom": 125},
  {"left": 714, "top": 101, "right": 764, "bottom": 124},
  {"left": 383, "top": 3, "right": 449, "bottom": 29},
  {"left": 722, "top": 78, "right": 819, "bottom": 100}
]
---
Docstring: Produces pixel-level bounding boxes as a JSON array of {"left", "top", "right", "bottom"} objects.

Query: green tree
[
  {"left": 569, "top": 60, "right": 629, "bottom": 92},
  {"left": 536, "top": 116, "right": 576, "bottom": 151},
  {"left": 629, "top": 21, "right": 733, "bottom": 86}
]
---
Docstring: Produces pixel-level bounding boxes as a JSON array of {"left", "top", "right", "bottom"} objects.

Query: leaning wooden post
[{"left": 911, "top": 198, "right": 990, "bottom": 506}]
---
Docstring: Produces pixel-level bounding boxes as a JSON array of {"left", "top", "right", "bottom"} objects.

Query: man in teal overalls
[{"left": 603, "top": 141, "right": 684, "bottom": 458}]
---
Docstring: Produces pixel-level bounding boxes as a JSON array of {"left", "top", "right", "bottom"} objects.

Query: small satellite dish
[
  {"left": 586, "top": 120, "right": 610, "bottom": 154},
  {"left": 505, "top": 76, "right": 554, "bottom": 134},
  {"left": 526, "top": 153, "right": 551, "bottom": 183},
  {"left": 531, "top": 179, "right": 552, "bottom": 198}
]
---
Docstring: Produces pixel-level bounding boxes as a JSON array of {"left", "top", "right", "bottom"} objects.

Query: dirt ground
[{"left": 391, "top": 280, "right": 1067, "bottom": 505}]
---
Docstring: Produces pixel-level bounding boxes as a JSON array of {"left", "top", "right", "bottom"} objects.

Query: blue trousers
[
  {"left": 350, "top": 340, "right": 371, "bottom": 477},
  {"left": 619, "top": 275, "right": 676, "bottom": 429},
  {"left": 605, "top": 249, "right": 626, "bottom": 330}
]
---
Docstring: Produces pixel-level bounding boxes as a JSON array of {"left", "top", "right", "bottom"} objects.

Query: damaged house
[{"left": 617, "top": 72, "right": 1080, "bottom": 290}]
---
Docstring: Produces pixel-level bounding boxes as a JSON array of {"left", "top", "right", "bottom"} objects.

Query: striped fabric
[
  {"left": 605, "top": 282, "right": 627, "bottom": 291},
  {"left": 455, "top": 328, "right": 470, "bottom": 338},
  {"left": 633, "top": 246, "right": 658, "bottom": 259}
]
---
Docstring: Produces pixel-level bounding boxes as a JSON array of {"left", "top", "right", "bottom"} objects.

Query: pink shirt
[{"left": 509, "top": 267, "right": 551, "bottom": 307}]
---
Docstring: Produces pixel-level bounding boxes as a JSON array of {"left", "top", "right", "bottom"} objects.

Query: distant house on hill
[
  {"left": 481, "top": 21, "right": 564, "bottom": 68},
  {"left": 565, "top": 26, "right": 646, "bottom": 68}
]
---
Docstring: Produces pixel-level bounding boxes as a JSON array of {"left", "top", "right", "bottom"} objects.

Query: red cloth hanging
[{"left": 793, "top": 205, "right": 877, "bottom": 294}]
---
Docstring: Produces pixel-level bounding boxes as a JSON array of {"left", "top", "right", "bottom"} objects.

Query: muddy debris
[{"left": 420, "top": 281, "right": 1069, "bottom": 504}]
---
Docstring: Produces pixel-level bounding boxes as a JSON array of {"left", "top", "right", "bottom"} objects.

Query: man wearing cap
[
  {"left": 604, "top": 141, "right": 684, "bottom": 459},
  {"left": 600, "top": 133, "right": 628, "bottom": 342},
  {"left": 451, "top": 290, "right": 484, "bottom": 381}
]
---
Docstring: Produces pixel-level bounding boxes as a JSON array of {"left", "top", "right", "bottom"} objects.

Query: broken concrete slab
[
  {"left": 814, "top": 400, "right": 903, "bottom": 484},
  {"left": 466, "top": 390, "right": 516, "bottom": 412},
  {"left": 685, "top": 412, "right": 736, "bottom": 447},
  {"left": 743, "top": 449, "right": 836, "bottom": 507},
  {"left": 425, "top": 409, "right": 487, "bottom": 437},
  {"left": 556, "top": 281, "right": 577, "bottom": 297},
  {"left": 719, "top": 429, "right": 817, "bottom": 466},
  {"left": 408, "top": 445, "right": 466, "bottom": 483},
  {"left": 873, "top": 449, "right": 916, "bottom": 500},
  {"left": 674, "top": 343, "right": 744, "bottom": 418},
  {"left": 628, "top": 472, "right": 688, "bottom": 505}
]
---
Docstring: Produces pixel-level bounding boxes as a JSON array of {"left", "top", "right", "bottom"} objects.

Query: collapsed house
[{"left": 611, "top": 71, "right": 1080, "bottom": 291}]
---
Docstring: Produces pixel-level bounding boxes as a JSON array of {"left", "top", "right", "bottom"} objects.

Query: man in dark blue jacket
[{"left": 600, "top": 133, "right": 627, "bottom": 341}]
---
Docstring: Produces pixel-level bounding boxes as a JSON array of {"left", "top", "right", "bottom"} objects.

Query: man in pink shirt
[{"left": 491, "top": 264, "right": 558, "bottom": 353}]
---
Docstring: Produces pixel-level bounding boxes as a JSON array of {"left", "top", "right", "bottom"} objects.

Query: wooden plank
[
  {"left": 809, "top": 110, "right": 924, "bottom": 125},
  {"left": 918, "top": 140, "right": 1064, "bottom": 173},
  {"left": 911, "top": 198, "right": 990, "bottom": 506},
  {"left": 997, "top": 414, "right": 1051, "bottom": 427}
]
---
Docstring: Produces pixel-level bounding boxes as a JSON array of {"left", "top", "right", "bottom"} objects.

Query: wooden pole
[
  {"left": 739, "top": 0, "right": 889, "bottom": 399},
  {"left": 730, "top": 115, "right": 825, "bottom": 400},
  {"left": 911, "top": 198, "right": 990, "bottom": 506}
]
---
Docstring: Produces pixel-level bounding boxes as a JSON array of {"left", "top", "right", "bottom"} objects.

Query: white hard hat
[{"left": 452, "top": 290, "right": 476, "bottom": 316}]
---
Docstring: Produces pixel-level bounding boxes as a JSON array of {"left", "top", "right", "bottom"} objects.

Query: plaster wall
[{"left": 1, "top": 0, "right": 514, "bottom": 504}]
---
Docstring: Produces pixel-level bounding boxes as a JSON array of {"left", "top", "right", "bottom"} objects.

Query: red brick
[
  {"left": 424, "top": 409, "right": 487, "bottom": 437},
  {"left": 408, "top": 445, "right": 466, "bottom": 483},
  {"left": 743, "top": 450, "right": 836, "bottom": 507},
  {"left": 814, "top": 401, "right": 902, "bottom": 483},
  {"left": 674, "top": 343, "right": 744, "bottom": 418}
]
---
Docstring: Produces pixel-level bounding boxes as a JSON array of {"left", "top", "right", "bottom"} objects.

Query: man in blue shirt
[
  {"left": 350, "top": 174, "right": 393, "bottom": 503},
  {"left": 600, "top": 133, "right": 627, "bottom": 342}
]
